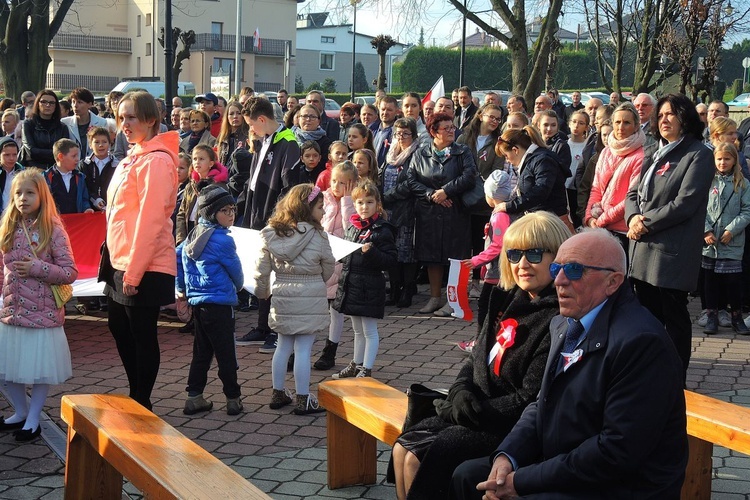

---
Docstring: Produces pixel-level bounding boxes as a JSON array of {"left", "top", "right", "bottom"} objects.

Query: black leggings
[{"left": 108, "top": 299, "right": 161, "bottom": 410}]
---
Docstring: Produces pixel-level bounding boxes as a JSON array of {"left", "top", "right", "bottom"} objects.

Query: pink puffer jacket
[
  {"left": 321, "top": 189, "right": 354, "bottom": 299},
  {"left": 585, "top": 146, "right": 645, "bottom": 233},
  {"left": 0, "top": 219, "right": 78, "bottom": 328}
]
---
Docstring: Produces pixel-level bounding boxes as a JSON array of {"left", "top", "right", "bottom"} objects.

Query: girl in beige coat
[{"left": 254, "top": 184, "right": 335, "bottom": 415}]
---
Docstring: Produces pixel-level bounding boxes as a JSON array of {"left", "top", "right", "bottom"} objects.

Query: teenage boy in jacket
[{"left": 235, "top": 97, "right": 301, "bottom": 352}]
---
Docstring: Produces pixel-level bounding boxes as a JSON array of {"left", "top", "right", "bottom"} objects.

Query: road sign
[{"left": 743, "top": 57, "right": 750, "bottom": 69}]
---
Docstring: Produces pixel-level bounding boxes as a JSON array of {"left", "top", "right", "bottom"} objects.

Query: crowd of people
[{"left": 0, "top": 81, "right": 747, "bottom": 497}]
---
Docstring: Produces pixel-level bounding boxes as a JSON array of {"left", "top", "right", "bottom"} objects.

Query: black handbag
[
  {"left": 460, "top": 172, "right": 488, "bottom": 212},
  {"left": 97, "top": 241, "right": 114, "bottom": 284},
  {"left": 402, "top": 383, "right": 449, "bottom": 431}
]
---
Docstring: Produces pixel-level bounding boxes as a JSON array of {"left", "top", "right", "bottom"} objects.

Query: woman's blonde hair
[
  {"left": 710, "top": 116, "right": 740, "bottom": 149},
  {"left": 268, "top": 183, "right": 324, "bottom": 236},
  {"left": 714, "top": 142, "right": 746, "bottom": 193},
  {"left": 352, "top": 179, "right": 385, "bottom": 218},
  {"left": 499, "top": 211, "right": 571, "bottom": 290},
  {"left": 0, "top": 169, "right": 60, "bottom": 253}
]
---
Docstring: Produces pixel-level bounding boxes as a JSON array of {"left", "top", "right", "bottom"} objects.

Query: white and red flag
[
  {"left": 253, "top": 28, "right": 262, "bottom": 51},
  {"left": 422, "top": 76, "right": 445, "bottom": 105},
  {"left": 446, "top": 258, "right": 473, "bottom": 321}
]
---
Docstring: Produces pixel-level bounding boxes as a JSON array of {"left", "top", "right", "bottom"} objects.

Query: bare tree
[
  {"left": 584, "top": 0, "right": 637, "bottom": 93},
  {"left": 0, "top": 0, "right": 75, "bottom": 100},
  {"left": 371, "top": 34, "right": 397, "bottom": 90},
  {"left": 158, "top": 27, "right": 197, "bottom": 97},
  {"left": 632, "top": 0, "right": 681, "bottom": 94}
]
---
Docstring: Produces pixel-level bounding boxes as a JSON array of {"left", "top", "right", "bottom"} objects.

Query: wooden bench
[
  {"left": 60, "top": 394, "right": 270, "bottom": 500},
  {"left": 319, "top": 379, "right": 750, "bottom": 499},
  {"left": 318, "top": 378, "right": 407, "bottom": 489},
  {"left": 682, "top": 390, "right": 750, "bottom": 499}
]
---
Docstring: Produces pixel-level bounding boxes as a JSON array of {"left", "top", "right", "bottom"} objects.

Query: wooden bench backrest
[
  {"left": 61, "top": 394, "right": 269, "bottom": 499},
  {"left": 319, "top": 378, "right": 407, "bottom": 446},
  {"left": 684, "top": 390, "right": 750, "bottom": 455}
]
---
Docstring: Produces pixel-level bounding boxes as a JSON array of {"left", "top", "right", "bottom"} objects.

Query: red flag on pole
[
  {"left": 422, "top": 76, "right": 445, "bottom": 105},
  {"left": 253, "top": 28, "right": 262, "bottom": 51}
]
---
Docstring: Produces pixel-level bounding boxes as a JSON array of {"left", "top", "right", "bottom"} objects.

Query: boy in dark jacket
[
  {"left": 45, "top": 138, "right": 93, "bottom": 214},
  {"left": 177, "top": 185, "right": 244, "bottom": 417},
  {"left": 79, "top": 127, "right": 118, "bottom": 212}
]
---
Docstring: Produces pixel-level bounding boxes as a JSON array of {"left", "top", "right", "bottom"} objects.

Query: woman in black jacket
[
  {"left": 381, "top": 117, "right": 420, "bottom": 307},
  {"left": 537, "top": 109, "right": 574, "bottom": 224},
  {"left": 21, "top": 90, "right": 70, "bottom": 169},
  {"left": 406, "top": 112, "right": 478, "bottom": 314},
  {"left": 390, "top": 211, "right": 570, "bottom": 500},
  {"left": 496, "top": 126, "right": 573, "bottom": 232}
]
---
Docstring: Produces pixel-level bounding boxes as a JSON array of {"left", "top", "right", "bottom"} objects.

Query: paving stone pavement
[{"left": 0, "top": 292, "right": 749, "bottom": 499}]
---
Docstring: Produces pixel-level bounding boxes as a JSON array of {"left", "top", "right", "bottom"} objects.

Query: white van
[{"left": 112, "top": 81, "right": 196, "bottom": 97}]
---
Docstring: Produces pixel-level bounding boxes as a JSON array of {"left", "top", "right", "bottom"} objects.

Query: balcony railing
[
  {"left": 49, "top": 33, "right": 132, "bottom": 54},
  {"left": 192, "top": 34, "right": 287, "bottom": 57},
  {"left": 254, "top": 82, "right": 283, "bottom": 93},
  {"left": 47, "top": 74, "right": 120, "bottom": 94}
]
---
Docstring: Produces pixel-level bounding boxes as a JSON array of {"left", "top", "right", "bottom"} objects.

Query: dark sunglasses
[
  {"left": 506, "top": 248, "right": 548, "bottom": 264},
  {"left": 549, "top": 262, "right": 617, "bottom": 281}
]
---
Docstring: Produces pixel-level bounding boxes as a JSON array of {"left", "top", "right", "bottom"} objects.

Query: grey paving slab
[{"left": 0, "top": 293, "right": 749, "bottom": 499}]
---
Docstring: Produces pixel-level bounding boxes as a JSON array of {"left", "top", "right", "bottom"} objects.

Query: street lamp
[
  {"left": 350, "top": 0, "right": 362, "bottom": 102},
  {"left": 725, "top": 0, "right": 734, "bottom": 16}
]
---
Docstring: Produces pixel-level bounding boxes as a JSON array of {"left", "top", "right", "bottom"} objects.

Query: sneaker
[
  {"left": 419, "top": 297, "right": 442, "bottom": 314},
  {"left": 433, "top": 303, "right": 454, "bottom": 317},
  {"left": 235, "top": 328, "right": 268, "bottom": 345},
  {"left": 226, "top": 397, "right": 243, "bottom": 415},
  {"left": 258, "top": 332, "right": 278, "bottom": 353},
  {"left": 355, "top": 367, "right": 372, "bottom": 378},
  {"left": 697, "top": 310, "right": 709, "bottom": 327},
  {"left": 332, "top": 361, "right": 360, "bottom": 379},
  {"left": 457, "top": 340, "right": 475, "bottom": 353},
  {"left": 269, "top": 388, "right": 293, "bottom": 409},
  {"left": 293, "top": 394, "right": 326, "bottom": 415},
  {"left": 183, "top": 394, "right": 213, "bottom": 415},
  {"left": 718, "top": 310, "right": 732, "bottom": 328}
]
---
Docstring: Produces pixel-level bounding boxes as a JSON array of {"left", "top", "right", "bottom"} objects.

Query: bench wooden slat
[
  {"left": 684, "top": 390, "right": 750, "bottom": 455},
  {"left": 319, "top": 378, "right": 407, "bottom": 489},
  {"left": 61, "top": 394, "right": 269, "bottom": 500}
]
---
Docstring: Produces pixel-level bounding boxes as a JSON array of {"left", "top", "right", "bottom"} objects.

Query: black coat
[
  {"left": 506, "top": 146, "right": 570, "bottom": 216},
  {"left": 495, "top": 283, "right": 687, "bottom": 499},
  {"left": 546, "top": 131, "right": 572, "bottom": 184},
  {"left": 394, "top": 284, "right": 558, "bottom": 499},
  {"left": 381, "top": 150, "right": 417, "bottom": 230},
  {"left": 332, "top": 218, "right": 397, "bottom": 318},
  {"left": 21, "top": 117, "right": 70, "bottom": 169},
  {"left": 406, "top": 143, "right": 477, "bottom": 263}
]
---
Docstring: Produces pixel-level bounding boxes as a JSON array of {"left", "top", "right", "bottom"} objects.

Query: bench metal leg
[
  {"left": 680, "top": 435, "right": 712, "bottom": 500},
  {"left": 326, "top": 411, "right": 377, "bottom": 489},
  {"left": 64, "top": 427, "right": 123, "bottom": 500}
]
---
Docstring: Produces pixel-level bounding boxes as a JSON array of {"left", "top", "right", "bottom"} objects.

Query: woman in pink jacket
[
  {"left": 102, "top": 91, "right": 178, "bottom": 411},
  {"left": 585, "top": 102, "right": 646, "bottom": 253}
]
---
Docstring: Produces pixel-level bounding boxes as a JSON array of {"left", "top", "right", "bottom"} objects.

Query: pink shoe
[{"left": 457, "top": 340, "right": 475, "bottom": 353}]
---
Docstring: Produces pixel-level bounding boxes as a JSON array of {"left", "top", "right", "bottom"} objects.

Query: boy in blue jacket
[{"left": 177, "top": 184, "right": 244, "bottom": 416}]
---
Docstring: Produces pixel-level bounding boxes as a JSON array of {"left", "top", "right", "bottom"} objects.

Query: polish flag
[
  {"left": 446, "top": 258, "right": 473, "bottom": 321},
  {"left": 422, "top": 76, "right": 445, "bottom": 105},
  {"left": 253, "top": 28, "right": 262, "bottom": 51}
]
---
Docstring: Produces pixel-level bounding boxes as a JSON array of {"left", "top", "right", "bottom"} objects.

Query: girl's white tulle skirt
[{"left": 0, "top": 323, "right": 72, "bottom": 384}]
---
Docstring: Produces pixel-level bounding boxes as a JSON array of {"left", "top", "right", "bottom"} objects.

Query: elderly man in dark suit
[{"left": 450, "top": 230, "right": 687, "bottom": 499}]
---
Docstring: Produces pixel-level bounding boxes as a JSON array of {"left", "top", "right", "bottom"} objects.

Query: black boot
[
  {"left": 397, "top": 287, "right": 414, "bottom": 308},
  {"left": 397, "top": 264, "right": 418, "bottom": 308},
  {"left": 313, "top": 339, "right": 339, "bottom": 370},
  {"left": 704, "top": 310, "right": 718, "bottom": 335},
  {"left": 385, "top": 268, "right": 402, "bottom": 306},
  {"left": 731, "top": 311, "right": 750, "bottom": 335}
]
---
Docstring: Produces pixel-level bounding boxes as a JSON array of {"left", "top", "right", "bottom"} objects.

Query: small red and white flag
[
  {"left": 446, "top": 258, "right": 473, "bottom": 321},
  {"left": 422, "top": 76, "right": 445, "bottom": 105},
  {"left": 253, "top": 28, "right": 262, "bottom": 51}
]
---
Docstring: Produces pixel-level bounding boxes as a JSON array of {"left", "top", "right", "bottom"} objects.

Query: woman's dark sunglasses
[
  {"left": 506, "top": 248, "right": 547, "bottom": 264},
  {"left": 549, "top": 262, "right": 617, "bottom": 281}
]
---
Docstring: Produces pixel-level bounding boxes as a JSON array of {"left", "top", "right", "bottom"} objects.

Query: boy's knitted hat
[
  {"left": 198, "top": 184, "right": 234, "bottom": 221},
  {"left": 484, "top": 170, "right": 513, "bottom": 202}
]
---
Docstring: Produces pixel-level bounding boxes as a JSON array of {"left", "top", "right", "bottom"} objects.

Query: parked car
[
  {"left": 473, "top": 90, "right": 514, "bottom": 106},
  {"left": 111, "top": 80, "right": 196, "bottom": 98},
  {"left": 727, "top": 93, "right": 750, "bottom": 108},
  {"left": 299, "top": 98, "right": 341, "bottom": 119},
  {"left": 354, "top": 96, "right": 377, "bottom": 107}
]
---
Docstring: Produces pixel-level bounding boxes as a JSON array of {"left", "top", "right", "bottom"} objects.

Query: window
[
  {"left": 136, "top": 15, "right": 141, "bottom": 37},
  {"left": 321, "top": 36, "right": 335, "bottom": 43},
  {"left": 320, "top": 53, "right": 334, "bottom": 71},
  {"left": 146, "top": 43, "right": 151, "bottom": 56},
  {"left": 211, "top": 22, "right": 223, "bottom": 36},
  {"left": 213, "top": 58, "right": 245, "bottom": 81},
  {"left": 146, "top": 13, "right": 151, "bottom": 26}
]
